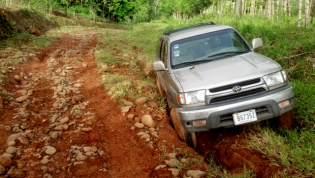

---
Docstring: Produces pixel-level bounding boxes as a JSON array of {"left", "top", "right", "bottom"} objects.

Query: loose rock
[
  {"left": 41, "top": 158, "right": 49, "bottom": 165},
  {"left": 168, "top": 168, "right": 179, "bottom": 177},
  {"left": 0, "top": 155, "right": 12, "bottom": 167},
  {"left": 45, "top": 146, "right": 57, "bottom": 155},
  {"left": 14, "top": 75, "right": 21, "bottom": 81},
  {"left": 186, "top": 170, "right": 207, "bottom": 178},
  {"left": 120, "top": 106, "right": 130, "bottom": 114},
  {"left": 18, "top": 137, "right": 29, "bottom": 145},
  {"left": 165, "top": 159, "right": 180, "bottom": 168},
  {"left": 5, "top": 146, "right": 18, "bottom": 154},
  {"left": 127, "top": 114, "right": 134, "bottom": 120},
  {"left": 16, "top": 96, "right": 28, "bottom": 102},
  {"left": 135, "top": 97, "right": 147, "bottom": 105},
  {"left": 134, "top": 122, "right": 144, "bottom": 129},
  {"left": 59, "top": 117, "right": 69, "bottom": 124},
  {"left": 76, "top": 154, "right": 87, "bottom": 161},
  {"left": 141, "top": 115, "right": 155, "bottom": 128},
  {"left": 154, "top": 165, "right": 167, "bottom": 171},
  {"left": 50, "top": 132, "right": 59, "bottom": 139}
]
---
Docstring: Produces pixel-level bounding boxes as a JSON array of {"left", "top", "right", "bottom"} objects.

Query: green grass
[{"left": 95, "top": 13, "right": 315, "bottom": 176}]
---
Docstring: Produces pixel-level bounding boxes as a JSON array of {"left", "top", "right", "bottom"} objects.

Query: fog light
[
  {"left": 192, "top": 120, "right": 206, "bottom": 126},
  {"left": 279, "top": 100, "right": 290, "bottom": 109}
]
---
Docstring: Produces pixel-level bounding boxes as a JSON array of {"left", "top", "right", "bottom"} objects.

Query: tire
[
  {"left": 170, "top": 108, "right": 198, "bottom": 149},
  {"left": 156, "top": 78, "right": 166, "bottom": 97},
  {"left": 278, "top": 110, "right": 294, "bottom": 129}
]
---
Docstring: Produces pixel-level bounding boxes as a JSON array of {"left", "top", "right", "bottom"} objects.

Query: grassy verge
[{"left": 96, "top": 14, "right": 315, "bottom": 176}]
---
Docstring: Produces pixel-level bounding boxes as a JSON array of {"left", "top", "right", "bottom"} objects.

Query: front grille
[
  {"left": 210, "top": 88, "right": 266, "bottom": 104},
  {"left": 210, "top": 78, "right": 261, "bottom": 93},
  {"left": 220, "top": 106, "right": 269, "bottom": 121}
]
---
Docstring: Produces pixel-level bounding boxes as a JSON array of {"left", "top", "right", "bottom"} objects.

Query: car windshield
[{"left": 171, "top": 29, "right": 250, "bottom": 68}]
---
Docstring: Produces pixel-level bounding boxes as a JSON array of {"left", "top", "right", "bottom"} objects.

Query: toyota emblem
[{"left": 232, "top": 86, "right": 242, "bottom": 93}]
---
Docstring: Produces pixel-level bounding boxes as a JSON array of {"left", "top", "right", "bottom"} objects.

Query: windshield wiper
[{"left": 207, "top": 51, "right": 248, "bottom": 58}]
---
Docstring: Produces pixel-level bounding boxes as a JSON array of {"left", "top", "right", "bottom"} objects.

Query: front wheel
[{"left": 170, "top": 108, "right": 198, "bottom": 149}]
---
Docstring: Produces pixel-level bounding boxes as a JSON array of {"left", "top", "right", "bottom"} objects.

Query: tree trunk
[
  {"left": 287, "top": 0, "right": 291, "bottom": 17},
  {"left": 267, "top": 0, "right": 272, "bottom": 19},
  {"left": 259, "top": 0, "right": 264, "bottom": 14},
  {"left": 305, "top": 0, "right": 310, "bottom": 27},
  {"left": 235, "top": 0, "right": 242, "bottom": 16},
  {"left": 250, "top": 0, "right": 256, "bottom": 15},
  {"left": 298, "top": 0, "right": 303, "bottom": 27},
  {"left": 311, "top": 0, "right": 315, "bottom": 23}
]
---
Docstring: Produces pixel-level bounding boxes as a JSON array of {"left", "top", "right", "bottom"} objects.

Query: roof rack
[{"left": 163, "top": 22, "right": 216, "bottom": 36}]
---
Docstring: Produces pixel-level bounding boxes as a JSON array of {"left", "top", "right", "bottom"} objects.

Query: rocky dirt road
[{"left": 0, "top": 29, "right": 210, "bottom": 178}]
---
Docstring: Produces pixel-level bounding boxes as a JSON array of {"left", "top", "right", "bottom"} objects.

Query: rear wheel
[
  {"left": 278, "top": 110, "right": 294, "bottom": 129},
  {"left": 170, "top": 108, "right": 198, "bottom": 149}
]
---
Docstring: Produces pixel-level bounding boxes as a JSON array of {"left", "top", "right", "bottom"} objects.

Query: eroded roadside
[{"left": 0, "top": 27, "right": 299, "bottom": 178}]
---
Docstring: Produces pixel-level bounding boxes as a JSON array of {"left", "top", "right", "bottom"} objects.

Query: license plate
[{"left": 233, "top": 109, "right": 257, "bottom": 125}]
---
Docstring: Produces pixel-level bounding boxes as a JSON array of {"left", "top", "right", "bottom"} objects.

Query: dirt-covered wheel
[
  {"left": 156, "top": 78, "right": 166, "bottom": 97},
  {"left": 278, "top": 110, "right": 294, "bottom": 129},
  {"left": 170, "top": 108, "right": 198, "bottom": 149}
]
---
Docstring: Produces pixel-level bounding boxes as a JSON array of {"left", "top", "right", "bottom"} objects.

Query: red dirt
[{"left": 197, "top": 126, "right": 284, "bottom": 177}]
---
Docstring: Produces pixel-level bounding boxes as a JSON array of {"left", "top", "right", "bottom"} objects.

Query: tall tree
[
  {"left": 311, "top": 0, "right": 315, "bottom": 23},
  {"left": 250, "top": 0, "right": 255, "bottom": 15},
  {"left": 305, "top": 0, "right": 310, "bottom": 27},
  {"left": 298, "top": 0, "right": 303, "bottom": 27},
  {"left": 235, "top": 0, "right": 242, "bottom": 16},
  {"left": 259, "top": 0, "right": 264, "bottom": 14}
]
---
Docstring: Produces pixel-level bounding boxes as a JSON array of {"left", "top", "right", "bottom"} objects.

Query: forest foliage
[{"left": 0, "top": 0, "right": 314, "bottom": 26}]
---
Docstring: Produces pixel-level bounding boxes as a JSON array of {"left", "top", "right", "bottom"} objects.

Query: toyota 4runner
[{"left": 153, "top": 22, "right": 295, "bottom": 149}]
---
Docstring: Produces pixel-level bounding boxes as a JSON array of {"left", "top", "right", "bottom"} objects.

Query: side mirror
[
  {"left": 252, "top": 38, "right": 263, "bottom": 50},
  {"left": 153, "top": 61, "right": 167, "bottom": 71}
]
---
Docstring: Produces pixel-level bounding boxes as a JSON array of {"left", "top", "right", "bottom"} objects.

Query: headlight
[
  {"left": 177, "top": 90, "right": 205, "bottom": 105},
  {"left": 263, "top": 71, "right": 287, "bottom": 90}
]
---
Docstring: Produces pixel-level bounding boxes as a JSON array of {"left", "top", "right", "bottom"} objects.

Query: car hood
[{"left": 173, "top": 52, "right": 281, "bottom": 92}]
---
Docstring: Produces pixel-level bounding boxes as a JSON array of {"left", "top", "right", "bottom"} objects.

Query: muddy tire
[
  {"left": 156, "top": 78, "right": 166, "bottom": 97},
  {"left": 170, "top": 108, "right": 198, "bottom": 149},
  {"left": 278, "top": 110, "right": 294, "bottom": 129}
]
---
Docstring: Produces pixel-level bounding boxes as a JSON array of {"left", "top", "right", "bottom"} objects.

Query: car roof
[{"left": 163, "top": 23, "right": 233, "bottom": 43}]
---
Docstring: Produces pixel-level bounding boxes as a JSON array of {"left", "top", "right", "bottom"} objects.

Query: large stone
[
  {"left": 0, "top": 164, "right": 5, "bottom": 174},
  {"left": 50, "top": 132, "right": 59, "bottom": 139},
  {"left": 16, "top": 96, "right": 28, "bottom": 102},
  {"left": 123, "top": 100, "right": 134, "bottom": 106},
  {"left": 141, "top": 115, "right": 155, "bottom": 128},
  {"left": 7, "top": 133, "right": 27, "bottom": 144},
  {"left": 5, "top": 147, "right": 18, "bottom": 154},
  {"left": 186, "top": 170, "right": 207, "bottom": 178},
  {"left": 41, "top": 158, "right": 49, "bottom": 165},
  {"left": 45, "top": 146, "right": 57, "bottom": 155},
  {"left": 59, "top": 117, "right": 69, "bottom": 124},
  {"left": 76, "top": 154, "right": 87, "bottom": 161},
  {"left": 135, "top": 97, "right": 147, "bottom": 105},
  {"left": 168, "top": 168, "right": 179, "bottom": 177},
  {"left": 165, "top": 159, "right": 180, "bottom": 168},
  {"left": 18, "top": 137, "right": 29, "bottom": 145},
  {"left": 134, "top": 122, "right": 144, "bottom": 129},
  {"left": 0, "top": 155, "right": 12, "bottom": 167},
  {"left": 120, "top": 106, "right": 130, "bottom": 114},
  {"left": 154, "top": 165, "right": 167, "bottom": 171},
  {"left": 14, "top": 75, "right": 21, "bottom": 81}
]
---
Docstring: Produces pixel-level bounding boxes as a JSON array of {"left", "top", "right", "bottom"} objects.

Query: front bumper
[{"left": 177, "top": 85, "right": 295, "bottom": 132}]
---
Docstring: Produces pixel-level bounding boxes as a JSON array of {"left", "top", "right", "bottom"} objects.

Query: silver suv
[{"left": 153, "top": 23, "right": 295, "bottom": 149}]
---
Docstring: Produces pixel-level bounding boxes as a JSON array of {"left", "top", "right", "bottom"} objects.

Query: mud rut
[{"left": 0, "top": 29, "right": 291, "bottom": 178}]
